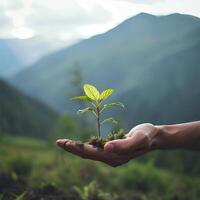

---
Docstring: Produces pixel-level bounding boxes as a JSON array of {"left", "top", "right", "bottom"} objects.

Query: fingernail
[
  {"left": 105, "top": 143, "right": 114, "bottom": 153},
  {"left": 56, "top": 139, "right": 69, "bottom": 147}
]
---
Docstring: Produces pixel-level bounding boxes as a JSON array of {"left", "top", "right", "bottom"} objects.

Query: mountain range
[
  {"left": 0, "top": 37, "right": 74, "bottom": 77},
  {"left": 10, "top": 12, "right": 200, "bottom": 128}
]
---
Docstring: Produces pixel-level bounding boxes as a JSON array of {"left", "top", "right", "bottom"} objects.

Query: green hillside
[{"left": 0, "top": 80, "right": 58, "bottom": 138}]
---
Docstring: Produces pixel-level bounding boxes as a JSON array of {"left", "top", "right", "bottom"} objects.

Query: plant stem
[{"left": 97, "top": 106, "right": 101, "bottom": 137}]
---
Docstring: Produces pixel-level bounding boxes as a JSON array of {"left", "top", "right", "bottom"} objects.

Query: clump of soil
[{"left": 86, "top": 129, "right": 125, "bottom": 148}]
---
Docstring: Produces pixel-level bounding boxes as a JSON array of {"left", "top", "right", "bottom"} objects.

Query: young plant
[{"left": 72, "top": 84, "right": 124, "bottom": 139}]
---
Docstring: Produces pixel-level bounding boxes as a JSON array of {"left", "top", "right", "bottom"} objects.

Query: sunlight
[{"left": 11, "top": 28, "right": 34, "bottom": 39}]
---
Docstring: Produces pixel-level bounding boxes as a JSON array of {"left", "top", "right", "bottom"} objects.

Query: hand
[{"left": 56, "top": 123, "right": 159, "bottom": 167}]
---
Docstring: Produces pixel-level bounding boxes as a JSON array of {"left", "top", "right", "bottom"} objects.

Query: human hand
[{"left": 56, "top": 123, "right": 159, "bottom": 167}]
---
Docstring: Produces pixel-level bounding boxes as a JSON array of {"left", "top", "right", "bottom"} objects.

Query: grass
[{"left": 0, "top": 134, "right": 200, "bottom": 200}]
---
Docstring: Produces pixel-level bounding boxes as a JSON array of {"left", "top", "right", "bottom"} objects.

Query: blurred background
[{"left": 0, "top": 0, "right": 200, "bottom": 199}]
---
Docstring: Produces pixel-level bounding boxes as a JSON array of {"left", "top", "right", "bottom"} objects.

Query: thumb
[{"left": 104, "top": 138, "right": 136, "bottom": 155}]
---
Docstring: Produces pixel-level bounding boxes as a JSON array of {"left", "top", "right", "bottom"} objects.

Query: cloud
[
  {"left": 0, "top": 4, "right": 14, "bottom": 37},
  {"left": 0, "top": 0, "right": 113, "bottom": 40},
  {"left": 0, "top": 13, "right": 10, "bottom": 28},
  {"left": 0, "top": 0, "right": 199, "bottom": 40},
  {"left": 116, "top": 0, "right": 165, "bottom": 4}
]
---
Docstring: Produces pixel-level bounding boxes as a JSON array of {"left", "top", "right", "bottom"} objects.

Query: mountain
[
  {"left": 0, "top": 39, "right": 23, "bottom": 77},
  {"left": 11, "top": 13, "right": 200, "bottom": 126},
  {"left": 0, "top": 37, "right": 73, "bottom": 78},
  {"left": 115, "top": 33, "right": 200, "bottom": 127},
  {"left": 0, "top": 80, "right": 58, "bottom": 138}
]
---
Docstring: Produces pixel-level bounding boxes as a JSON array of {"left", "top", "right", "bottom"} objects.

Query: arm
[
  {"left": 154, "top": 121, "right": 200, "bottom": 150},
  {"left": 56, "top": 121, "right": 200, "bottom": 167}
]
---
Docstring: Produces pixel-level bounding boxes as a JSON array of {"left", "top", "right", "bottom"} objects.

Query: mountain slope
[
  {"left": 0, "top": 80, "right": 58, "bottom": 138},
  {"left": 0, "top": 39, "right": 23, "bottom": 77},
  {"left": 0, "top": 37, "right": 70, "bottom": 78},
  {"left": 115, "top": 37, "right": 200, "bottom": 127},
  {"left": 11, "top": 13, "right": 200, "bottom": 120}
]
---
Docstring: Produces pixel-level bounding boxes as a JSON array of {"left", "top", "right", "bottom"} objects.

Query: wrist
[
  {"left": 151, "top": 121, "right": 200, "bottom": 151},
  {"left": 151, "top": 125, "right": 185, "bottom": 150},
  {"left": 149, "top": 125, "right": 163, "bottom": 150}
]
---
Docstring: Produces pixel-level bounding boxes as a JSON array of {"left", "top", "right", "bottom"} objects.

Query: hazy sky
[{"left": 0, "top": 0, "right": 200, "bottom": 42}]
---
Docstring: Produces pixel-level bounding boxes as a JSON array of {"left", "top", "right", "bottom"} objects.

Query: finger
[
  {"left": 104, "top": 134, "right": 148, "bottom": 156},
  {"left": 57, "top": 139, "right": 97, "bottom": 159},
  {"left": 56, "top": 139, "right": 69, "bottom": 148},
  {"left": 56, "top": 139, "right": 110, "bottom": 161},
  {"left": 58, "top": 139, "right": 86, "bottom": 157},
  {"left": 104, "top": 138, "right": 135, "bottom": 155}
]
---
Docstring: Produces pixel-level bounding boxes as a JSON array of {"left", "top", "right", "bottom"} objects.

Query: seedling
[{"left": 71, "top": 84, "right": 125, "bottom": 148}]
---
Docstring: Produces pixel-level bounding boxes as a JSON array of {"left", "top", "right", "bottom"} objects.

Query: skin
[{"left": 56, "top": 121, "right": 200, "bottom": 167}]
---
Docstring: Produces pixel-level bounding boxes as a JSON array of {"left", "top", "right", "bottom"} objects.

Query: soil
[
  {"left": 0, "top": 172, "right": 188, "bottom": 200},
  {"left": 87, "top": 130, "right": 126, "bottom": 148},
  {"left": 0, "top": 172, "right": 72, "bottom": 200},
  {"left": 0, "top": 172, "right": 144, "bottom": 200}
]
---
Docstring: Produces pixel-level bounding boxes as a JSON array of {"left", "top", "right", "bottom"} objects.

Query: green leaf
[
  {"left": 71, "top": 95, "right": 91, "bottom": 101},
  {"left": 101, "top": 102, "right": 124, "bottom": 112},
  {"left": 101, "top": 117, "right": 118, "bottom": 125},
  {"left": 14, "top": 192, "right": 26, "bottom": 200},
  {"left": 100, "top": 89, "right": 114, "bottom": 100},
  {"left": 77, "top": 107, "right": 94, "bottom": 115},
  {"left": 0, "top": 194, "right": 4, "bottom": 200},
  {"left": 83, "top": 84, "right": 100, "bottom": 101}
]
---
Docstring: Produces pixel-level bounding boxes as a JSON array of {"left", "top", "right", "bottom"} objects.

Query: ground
[{"left": 0, "top": 135, "right": 199, "bottom": 200}]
